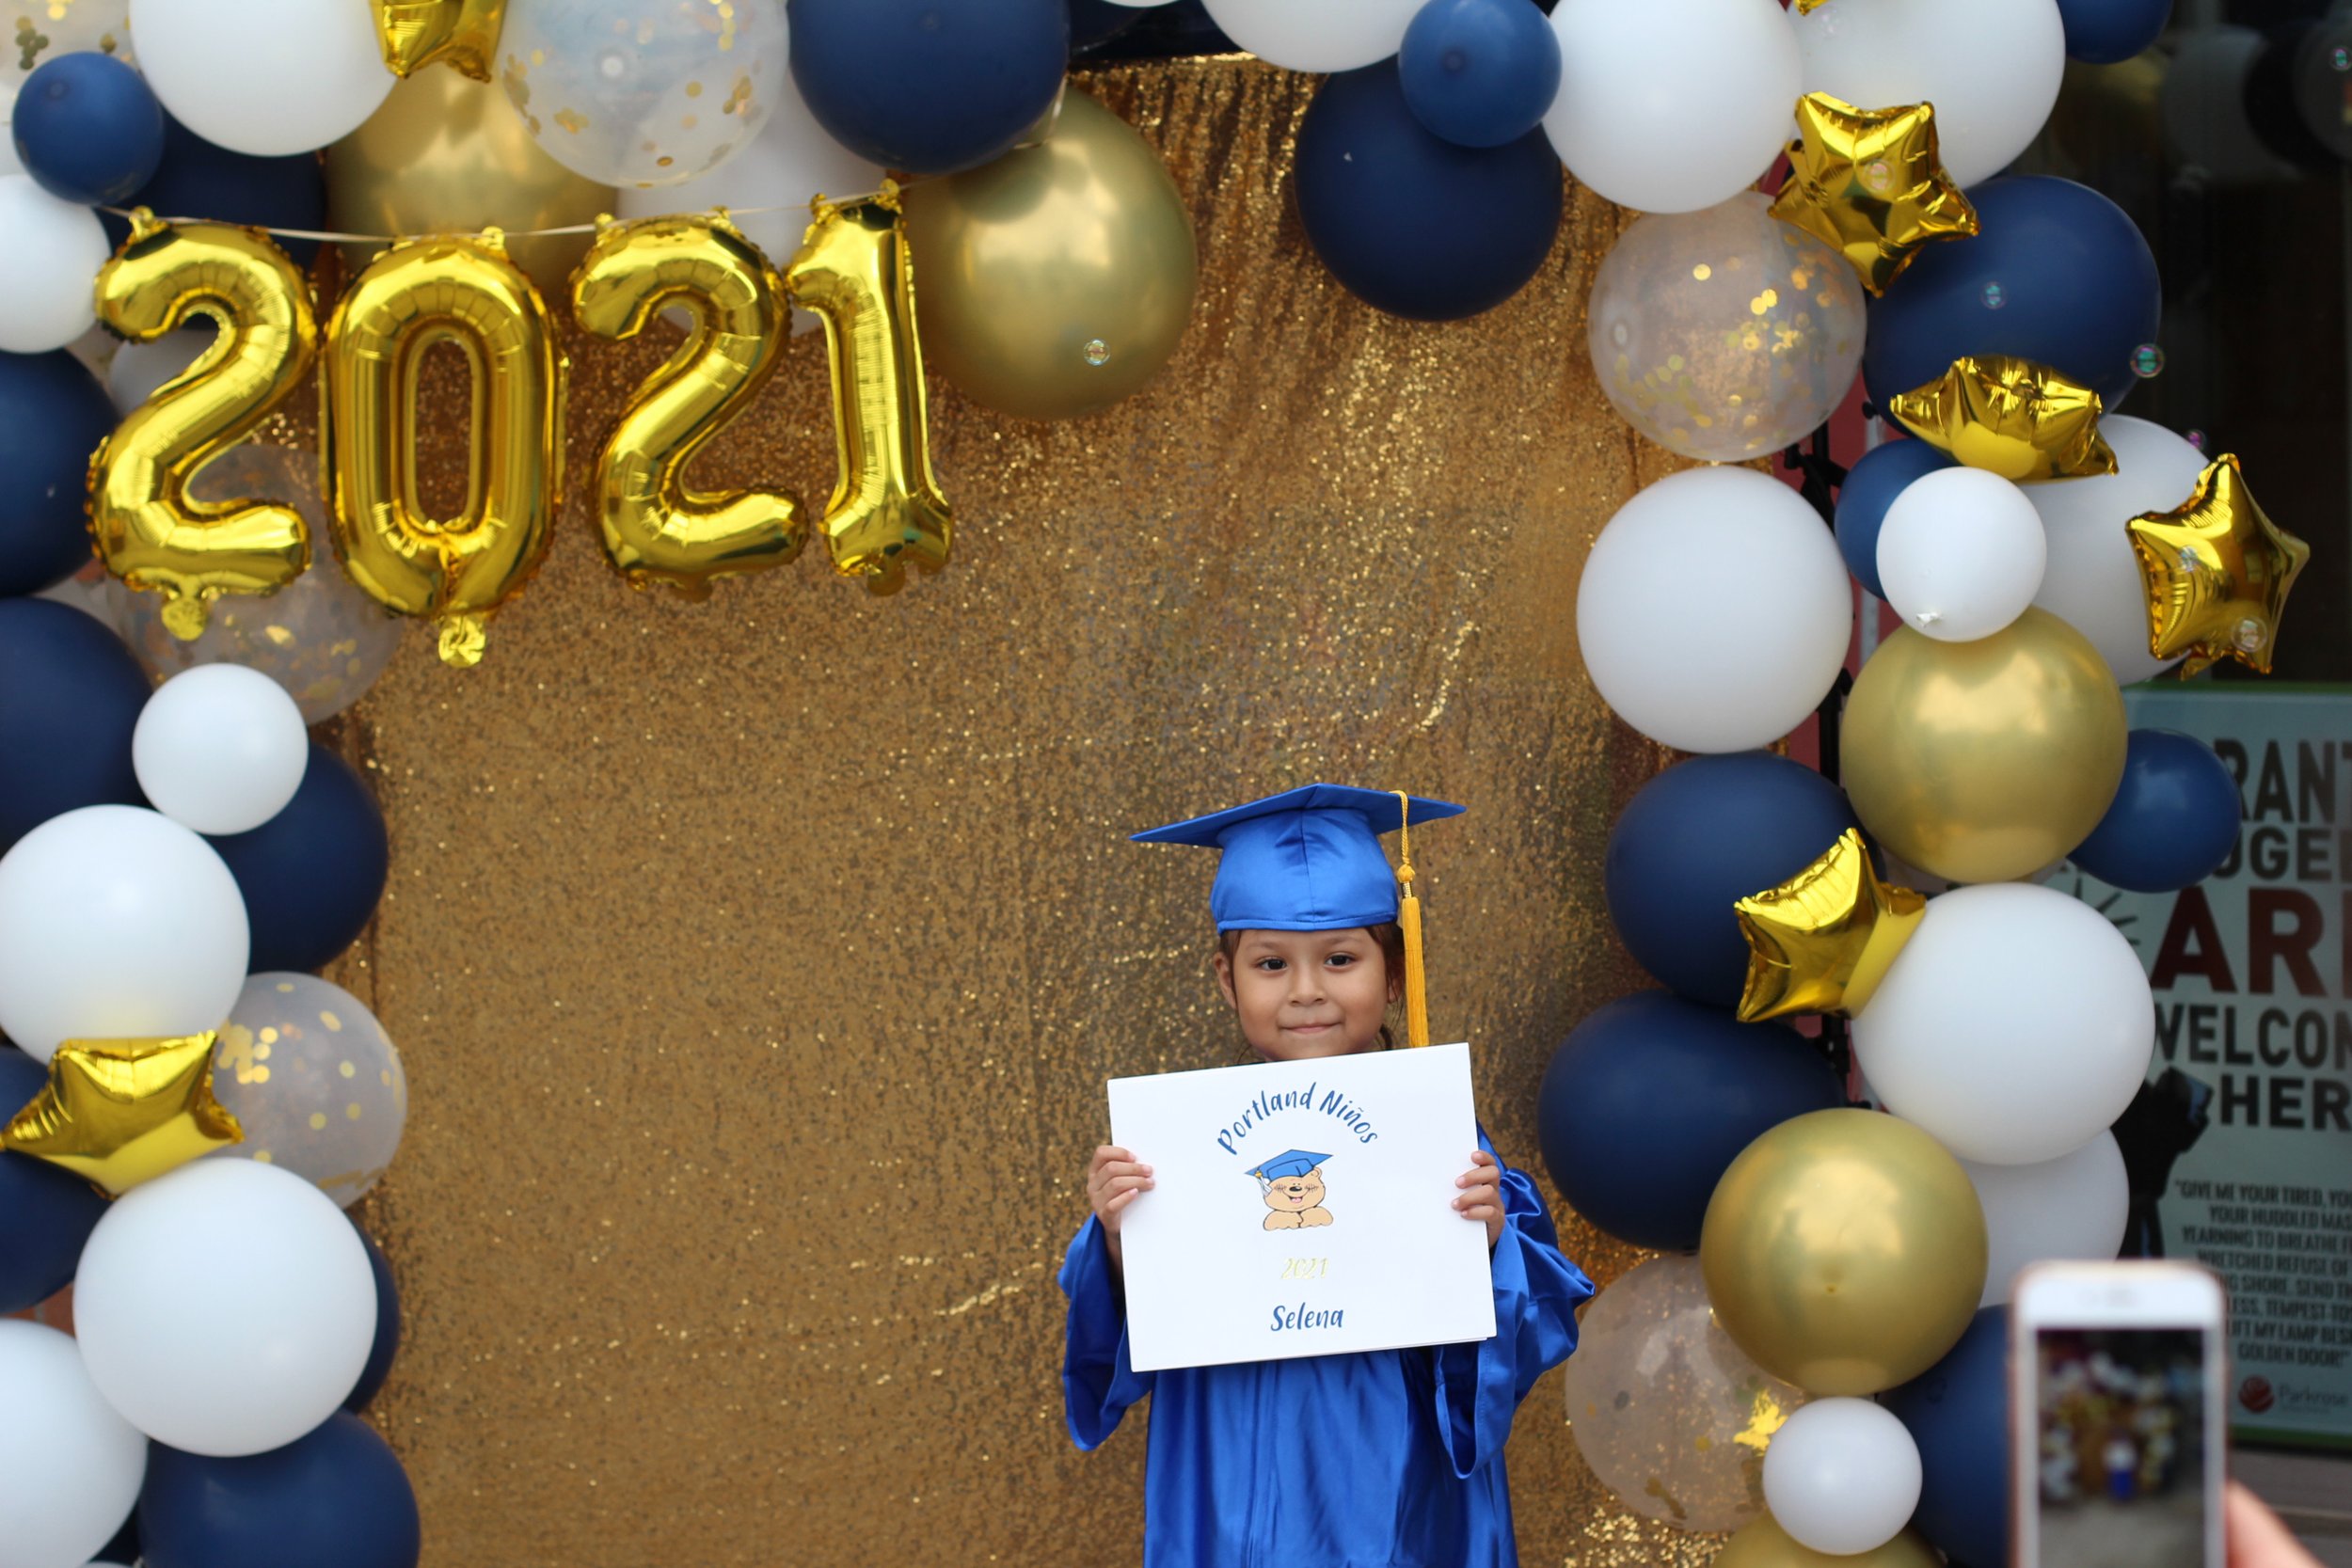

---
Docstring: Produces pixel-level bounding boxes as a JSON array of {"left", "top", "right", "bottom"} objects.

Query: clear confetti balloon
[
  {"left": 1587, "top": 193, "right": 1866, "bottom": 463},
  {"left": 1563, "top": 1254, "right": 1812, "bottom": 1534},
  {"left": 497, "top": 0, "right": 788, "bottom": 190},
  {"left": 114, "top": 443, "right": 405, "bottom": 721},
  {"left": 8, "top": 0, "right": 134, "bottom": 83},
  {"left": 208, "top": 973, "right": 407, "bottom": 1208}
]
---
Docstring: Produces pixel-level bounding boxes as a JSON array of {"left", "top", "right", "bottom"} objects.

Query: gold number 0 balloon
[
  {"left": 89, "top": 217, "right": 318, "bottom": 641},
  {"left": 323, "top": 233, "right": 564, "bottom": 668},
  {"left": 570, "top": 214, "right": 803, "bottom": 598},
  {"left": 784, "top": 188, "right": 952, "bottom": 595}
]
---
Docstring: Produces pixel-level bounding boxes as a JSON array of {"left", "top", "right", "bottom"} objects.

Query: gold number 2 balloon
[
  {"left": 323, "top": 231, "right": 565, "bottom": 668},
  {"left": 374, "top": 0, "right": 504, "bottom": 81},
  {"left": 88, "top": 216, "right": 318, "bottom": 641},
  {"left": 784, "top": 188, "right": 953, "bottom": 595},
  {"left": 570, "top": 214, "right": 804, "bottom": 598}
]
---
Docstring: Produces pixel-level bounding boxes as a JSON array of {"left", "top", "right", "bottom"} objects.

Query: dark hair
[{"left": 1216, "top": 922, "right": 1407, "bottom": 1051}]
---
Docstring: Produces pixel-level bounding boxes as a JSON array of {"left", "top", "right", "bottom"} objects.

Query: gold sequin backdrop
[{"left": 322, "top": 57, "right": 1714, "bottom": 1568}]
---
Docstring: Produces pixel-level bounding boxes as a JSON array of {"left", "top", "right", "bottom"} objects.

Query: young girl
[{"left": 1059, "top": 784, "right": 1595, "bottom": 1567}]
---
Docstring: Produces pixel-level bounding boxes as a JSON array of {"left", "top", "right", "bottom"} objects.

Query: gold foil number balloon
[
  {"left": 374, "top": 0, "right": 504, "bottom": 81},
  {"left": 570, "top": 214, "right": 803, "bottom": 597},
  {"left": 88, "top": 218, "right": 318, "bottom": 641},
  {"left": 784, "top": 189, "right": 952, "bottom": 595},
  {"left": 323, "top": 232, "right": 565, "bottom": 667}
]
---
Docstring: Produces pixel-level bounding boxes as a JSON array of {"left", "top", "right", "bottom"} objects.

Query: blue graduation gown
[{"left": 1058, "top": 1131, "right": 1594, "bottom": 1568}]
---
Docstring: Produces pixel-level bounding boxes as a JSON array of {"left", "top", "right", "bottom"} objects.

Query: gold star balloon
[
  {"left": 1772, "top": 95, "right": 1980, "bottom": 296},
  {"left": 2126, "top": 453, "right": 2310, "bottom": 676},
  {"left": 1735, "top": 829, "right": 1927, "bottom": 1022},
  {"left": 1889, "top": 355, "right": 2119, "bottom": 483},
  {"left": 2, "top": 1033, "right": 243, "bottom": 1197},
  {"left": 374, "top": 0, "right": 504, "bottom": 81}
]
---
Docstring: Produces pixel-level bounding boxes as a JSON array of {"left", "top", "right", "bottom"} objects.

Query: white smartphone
[{"left": 2010, "top": 1260, "right": 2230, "bottom": 1568}]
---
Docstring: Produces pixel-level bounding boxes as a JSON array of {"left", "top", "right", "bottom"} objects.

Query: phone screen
[{"left": 2032, "top": 1325, "right": 2213, "bottom": 1568}]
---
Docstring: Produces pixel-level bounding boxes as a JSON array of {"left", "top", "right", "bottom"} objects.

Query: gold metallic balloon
[
  {"left": 2, "top": 1033, "right": 243, "bottom": 1197},
  {"left": 374, "top": 0, "right": 504, "bottom": 81},
  {"left": 2126, "top": 453, "right": 2309, "bottom": 676},
  {"left": 571, "top": 214, "right": 804, "bottom": 597},
  {"left": 88, "top": 216, "right": 318, "bottom": 641},
  {"left": 1715, "top": 1517, "right": 1942, "bottom": 1568},
  {"left": 1772, "top": 95, "right": 1979, "bottom": 296},
  {"left": 322, "top": 232, "right": 566, "bottom": 668},
  {"left": 902, "top": 89, "right": 1199, "bottom": 420},
  {"left": 1841, "top": 609, "right": 2128, "bottom": 885},
  {"left": 1889, "top": 354, "right": 2118, "bottom": 483},
  {"left": 1735, "top": 829, "right": 1926, "bottom": 1022},
  {"left": 326, "top": 67, "right": 612, "bottom": 296},
  {"left": 1700, "top": 1109, "right": 1988, "bottom": 1397},
  {"left": 784, "top": 188, "right": 952, "bottom": 595}
]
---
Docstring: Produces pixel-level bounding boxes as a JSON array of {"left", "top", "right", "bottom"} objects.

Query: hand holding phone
[{"left": 2011, "top": 1261, "right": 2229, "bottom": 1568}]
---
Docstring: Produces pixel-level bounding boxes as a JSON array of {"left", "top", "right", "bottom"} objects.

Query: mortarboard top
[
  {"left": 1131, "top": 784, "right": 1465, "bottom": 934},
  {"left": 1248, "top": 1149, "right": 1331, "bottom": 1181}
]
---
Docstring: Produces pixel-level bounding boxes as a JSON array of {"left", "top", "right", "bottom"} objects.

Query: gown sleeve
[
  {"left": 1429, "top": 1129, "right": 1597, "bottom": 1479},
  {"left": 1057, "top": 1213, "right": 1156, "bottom": 1450}
]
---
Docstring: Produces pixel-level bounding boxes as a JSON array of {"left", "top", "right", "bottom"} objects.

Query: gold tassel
[{"left": 1393, "top": 789, "right": 1429, "bottom": 1049}]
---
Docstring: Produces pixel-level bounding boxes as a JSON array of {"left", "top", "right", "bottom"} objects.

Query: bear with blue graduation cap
[{"left": 1057, "top": 783, "right": 1596, "bottom": 1568}]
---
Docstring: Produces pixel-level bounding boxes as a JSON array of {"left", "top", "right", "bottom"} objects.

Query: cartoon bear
[{"left": 1250, "top": 1149, "right": 1333, "bottom": 1230}]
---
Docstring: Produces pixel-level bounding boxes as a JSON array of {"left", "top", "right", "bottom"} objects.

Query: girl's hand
[
  {"left": 1088, "top": 1144, "right": 1153, "bottom": 1243},
  {"left": 1454, "top": 1149, "right": 1505, "bottom": 1250}
]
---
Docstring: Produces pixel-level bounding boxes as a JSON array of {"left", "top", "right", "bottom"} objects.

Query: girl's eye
[
  {"left": 1255, "top": 958, "right": 1285, "bottom": 973},
  {"left": 1327, "top": 953, "right": 1355, "bottom": 968}
]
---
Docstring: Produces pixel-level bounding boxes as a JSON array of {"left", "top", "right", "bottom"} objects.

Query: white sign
[{"left": 1106, "top": 1041, "right": 1497, "bottom": 1374}]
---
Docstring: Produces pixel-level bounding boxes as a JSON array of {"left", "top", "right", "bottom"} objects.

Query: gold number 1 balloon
[
  {"left": 570, "top": 214, "right": 804, "bottom": 598},
  {"left": 89, "top": 216, "right": 318, "bottom": 641},
  {"left": 374, "top": 0, "right": 504, "bottom": 81},
  {"left": 323, "top": 231, "right": 564, "bottom": 668},
  {"left": 784, "top": 188, "right": 952, "bottom": 595}
]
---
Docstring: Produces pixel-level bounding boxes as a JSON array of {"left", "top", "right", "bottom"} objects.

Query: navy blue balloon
[
  {"left": 1538, "top": 993, "right": 1845, "bottom": 1252},
  {"left": 0, "top": 597, "right": 151, "bottom": 854},
  {"left": 786, "top": 0, "right": 1070, "bottom": 174},
  {"left": 2057, "top": 0, "right": 2172, "bottom": 63},
  {"left": 0, "top": 349, "right": 119, "bottom": 596},
  {"left": 141, "top": 1412, "right": 421, "bottom": 1568},
  {"left": 1883, "top": 1307, "right": 2010, "bottom": 1568},
  {"left": 11, "top": 52, "right": 166, "bottom": 205},
  {"left": 1398, "top": 0, "right": 1562, "bottom": 149},
  {"left": 1605, "top": 752, "right": 1860, "bottom": 1009},
  {"left": 345, "top": 1227, "right": 402, "bottom": 1413},
  {"left": 0, "top": 1047, "right": 106, "bottom": 1314},
  {"left": 1834, "top": 438, "right": 1955, "bottom": 599},
  {"left": 103, "top": 114, "right": 326, "bottom": 266},
  {"left": 206, "top": 745, "right": 389, "bottom": 974},
  {"left": 2070, "top": 729, "right": 2242, "bottom": 894},
  {"left": 1295, "top": 63, "right": 1563, "bottom": 321},
  {"left": 1865, "top": 176, "right": 2160, "bottom": 412}
]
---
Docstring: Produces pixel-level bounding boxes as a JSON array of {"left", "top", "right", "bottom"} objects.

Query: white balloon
[
  {"left": 1577, "top": 466, "right": 1854, "bottom": 752},
  {"left": 1546, "top": 0, "right": 1801, "bottom": 214},
  {"left": 1856, "top": 884, "right": 2154, "bottom": 1165},
  {"left": 0, "top": 177, "right": 111, "bottom": 354},
  {"left": 106, "top": 327, "right": 213, "bottom": 414},
  {"left": 1877, "top": 467, "right": 2048, "bottom": 642},
  {"left": 75, "top": 1160, "right": 376, "bottom": 1457},
  {"left": 1200, "top": 0, "right": 1420, "bottom": 71},
  {"left": 133, "top": 664, "right": 310, "bottom": 835},
  {"left": 1964, "top": 1132, "right": 2129, "bottom": 1307},
  {"left": 1792, "top": 0, "right": 2066, "bottom": 189},
  {"left": 0, "top": 806, "right": 249, "bottom": 1062},
  {"left": 1761, "top": 1397, "right": 1923, "bottom": 1556},
  {"left": 128, "top": 0, "right": 393, "bottom": 157},
  {"left": 615, "top": 66, "right": 882, "bottom": 334},
  {"left": 2026, "top": 416, "right": 2207, "bottom": 685},
  {"left": 0, "top": 1323, "right": 145, "bottom": 1568}
]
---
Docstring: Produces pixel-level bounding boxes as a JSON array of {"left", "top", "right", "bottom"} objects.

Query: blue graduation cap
[
  {"left": 1134, "top": 784, "right": 1463, "bottom": 1046},
  {"left": 1248, "top": 1149, "right": 1331, "bottom": 1181}
]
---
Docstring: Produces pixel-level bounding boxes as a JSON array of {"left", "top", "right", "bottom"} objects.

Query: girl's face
[{"left": 1214, "top": 927, "right": 1397, "bottom": 1061}]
